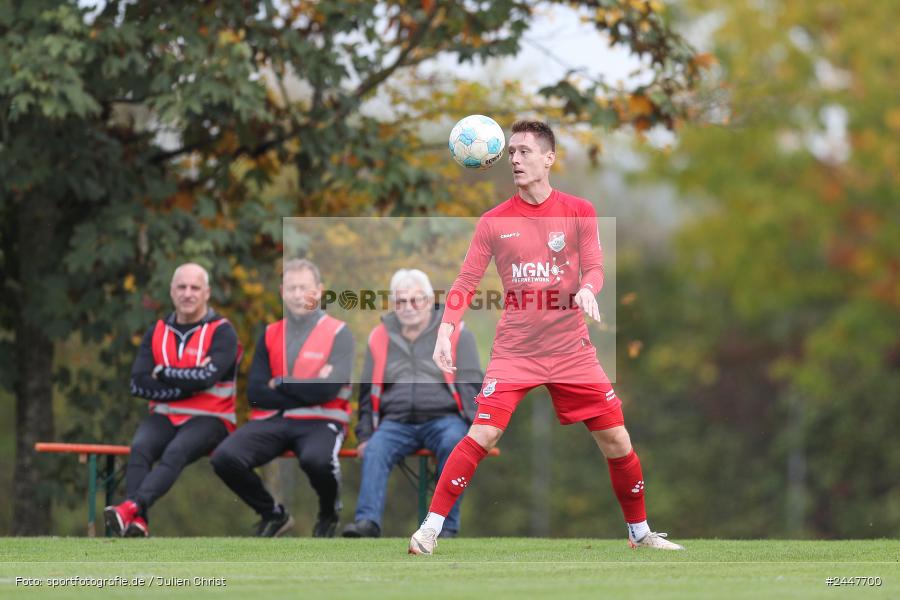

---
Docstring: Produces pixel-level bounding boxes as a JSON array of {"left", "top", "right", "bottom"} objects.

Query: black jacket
[
  {"left": 247, "top": 309, "right": 355, "bottom": 411},
  {"left": 355, "top": 305, "right": 483, "bottom": 442},
  {"left": 130, "top": 309, "right": 239, "bottom": 402}
]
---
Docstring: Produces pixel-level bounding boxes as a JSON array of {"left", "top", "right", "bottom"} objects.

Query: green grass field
[{"left": 1, "top": 538, "right": 896, "bottom": 599}]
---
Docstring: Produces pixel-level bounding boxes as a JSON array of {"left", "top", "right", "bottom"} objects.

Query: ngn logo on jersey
[{"left": 511, "top": 262, "right": 551, "bottom": 283}]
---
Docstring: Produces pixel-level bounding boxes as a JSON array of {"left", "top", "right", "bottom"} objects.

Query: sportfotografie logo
[{"left": 298, "top": 288, "right": 583, "bottom": 312}]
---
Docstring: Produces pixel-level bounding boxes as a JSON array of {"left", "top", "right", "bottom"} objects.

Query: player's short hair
[
  {"left": 283, "top": 258, "right": 321, "bottom": 285},
  {"left": 390, "top": 268, "right": 434, "bottom": 298},
  {"left": 510, "top": 120, "right": 556, "bottom": 153}
]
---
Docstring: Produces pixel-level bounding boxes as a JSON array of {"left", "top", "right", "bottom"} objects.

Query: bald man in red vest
[
  {"left": 105, "top": 263, "right": 240, "bottom": 537},
  {"left": 211, "top": 259, "right": 355, "bottom": 537}
]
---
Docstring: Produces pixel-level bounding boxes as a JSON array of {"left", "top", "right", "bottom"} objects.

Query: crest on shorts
[
  {"left": 482, "top": 378, "right": 497, "bottom": 397},
  {"left": 548, "top": 232, "right": 566, "bottom": 252}
]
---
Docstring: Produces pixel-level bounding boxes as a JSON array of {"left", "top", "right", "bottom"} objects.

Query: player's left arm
[{"left": 573, "top": 205, "right": 604, "bottom": 322}]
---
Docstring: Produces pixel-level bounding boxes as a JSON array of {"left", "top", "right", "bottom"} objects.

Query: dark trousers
[
  {"left": 126, "top": 413, "right": 229, "bottom": 517},
  {"left": 211, "top": 418, "right": 344, "bottom": 518}
]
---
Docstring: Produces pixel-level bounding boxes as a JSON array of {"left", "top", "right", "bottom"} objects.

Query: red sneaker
[
  {"left": 124, "top": 516, "right": 149, "bottom": 538},
  {"left": 104, "top": 500, "right": 139, "bottom": 537}
]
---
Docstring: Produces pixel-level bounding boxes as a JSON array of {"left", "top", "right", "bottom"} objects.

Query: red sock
[
  {"left": 606, "top": 449, "right": 647, "bottom": 523},
  {"left": 428, "top": 436, "right": 488, "bottom": 516}
]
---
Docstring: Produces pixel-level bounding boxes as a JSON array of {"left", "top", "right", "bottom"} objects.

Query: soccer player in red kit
[{"left": 408, "top": 120, "right": 683, "bottom": 554}]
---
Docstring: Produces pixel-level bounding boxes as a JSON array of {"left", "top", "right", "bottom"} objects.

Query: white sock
[
  {"left": 421, "top": 512, "right": 445, "bottom": 533},
  {"left": 627, "top": 520, "right": 650, "bottom": 542}
]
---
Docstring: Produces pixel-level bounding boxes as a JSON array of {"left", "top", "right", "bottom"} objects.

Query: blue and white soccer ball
[{"left": 448, "top": 115, "right": 505, "bottom": 170}]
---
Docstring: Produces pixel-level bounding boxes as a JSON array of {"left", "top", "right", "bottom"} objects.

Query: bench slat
[{"left": 35, "top": 442, "right": 499, "bottom": 458}]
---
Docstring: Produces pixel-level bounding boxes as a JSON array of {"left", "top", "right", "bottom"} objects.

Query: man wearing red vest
[
  {"left": 341, "top": 269, "right": 482, "bottom": 538},
  {"left": 104, "top": 263, "right": 240, "bottom": 537},
  {"left": 211, "top": 258, "right": 355, "bottom": 537}
]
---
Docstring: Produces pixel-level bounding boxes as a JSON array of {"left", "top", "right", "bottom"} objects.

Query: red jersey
[{"left": 442, "top": 189, "right": 604, "bottom": 357}]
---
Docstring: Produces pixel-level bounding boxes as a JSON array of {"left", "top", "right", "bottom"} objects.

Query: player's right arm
[
  {"left": 434, "top": 216, "right": 493, "bottom": 373},
  {"left": 433, "top": 323, "right": 457, "bottom": 373}
]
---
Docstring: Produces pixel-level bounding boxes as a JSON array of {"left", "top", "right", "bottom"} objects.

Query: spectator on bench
[
  {"left": 105, "top": 263, "right": 241, "bottom": 537},
  {"left": 342, "top": 269, "right": 482, "bottom": 538},
  {"left": 211, "top": 258, "right": 354, "bottom": 537}
]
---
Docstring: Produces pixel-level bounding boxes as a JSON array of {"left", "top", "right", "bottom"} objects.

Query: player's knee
[
  {"left": 467, "top": 424, "right": 503, "bottom": 451},
  {"left": 611, "top": 433, "right": 633, "bottom": 457},
  {"left": 593, "top": 426, "right": 632, "bottom": 458}
]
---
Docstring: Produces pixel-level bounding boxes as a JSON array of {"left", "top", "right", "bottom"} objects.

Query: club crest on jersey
[
  {"left": 548, "top": 232, "right": 566, "bottom": 252},
  {"left": 482, "top": 378, "right": 497, "bottom": 397}
]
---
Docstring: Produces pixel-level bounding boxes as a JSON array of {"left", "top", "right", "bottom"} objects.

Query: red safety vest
[
  {"left": 149, "top": 318, "right": 240, "bottom": 430},
  {"left": 250, "top": 314, "right": 352, "bottom": 424},
  {"left": 367, "top": 321, "right": 465, "bottom": 429}
]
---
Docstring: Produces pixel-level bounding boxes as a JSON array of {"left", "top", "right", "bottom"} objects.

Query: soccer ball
[{"left": 448, "top": 115, "right": 505, "bottom": 170}]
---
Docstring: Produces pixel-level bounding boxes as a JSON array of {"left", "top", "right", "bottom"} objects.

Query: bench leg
[
  {"left": 87, "top": 454, "right": 97, "bottom": 538},
  {"left": 417, "top": 455, "right": 428, "bottom": 524},
  {"left": 105, "top": 455, "right": 116, "bottom": 537}
]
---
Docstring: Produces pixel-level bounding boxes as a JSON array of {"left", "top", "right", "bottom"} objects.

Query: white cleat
[
  {"left": 408, "top": 527, "right": 438, "bottom": 555},
  {"left": 629, "top": 532, "right": 685, "bottom": 550}
]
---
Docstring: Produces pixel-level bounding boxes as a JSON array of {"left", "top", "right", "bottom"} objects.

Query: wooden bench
[{"left": 34, "top": 441, "right": 498, "bottom": 537}]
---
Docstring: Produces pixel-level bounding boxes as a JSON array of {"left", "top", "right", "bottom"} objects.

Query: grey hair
[
  {"left": 283, "top": 258, "right": 321, "bottom": 284},
  {"left": 172, "top": 263, "right": 210, "bottom": 287},
  {"left": 389, "top": 268, "right": 434, "bottom": 297}
]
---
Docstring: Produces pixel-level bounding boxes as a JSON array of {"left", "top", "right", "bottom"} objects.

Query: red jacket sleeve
[{"left": 441, "top": 216, "right": 493, "bottom": 327}]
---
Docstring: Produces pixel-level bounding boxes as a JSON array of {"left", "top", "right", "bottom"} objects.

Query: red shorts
[{"left": 471, "top": 342, "right": 623, "bottom": 430}]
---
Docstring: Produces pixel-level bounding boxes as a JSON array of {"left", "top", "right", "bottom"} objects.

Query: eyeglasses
[{"left": 393, "top": 295, "right": 430, "bottom": 309}]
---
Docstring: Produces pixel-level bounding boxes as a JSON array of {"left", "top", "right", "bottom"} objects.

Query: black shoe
[
  {"left": 256, "top": 506, "right": 295, "bottom": 538},
  {"left": 312, "top": 512, "right": 339, "bottom": 538},
  {"left": 438, "top": 529, "right": 458, "bottom": 539},
  {"left": 341, "top": 519, "right": 382, "bottom": 538}
]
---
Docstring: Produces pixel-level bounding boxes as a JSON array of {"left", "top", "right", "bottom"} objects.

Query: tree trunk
[
  {"left": 12, "top": 193, "right": 57, "bottom": 535},
  {"left": 13, "top": 322, "right": 55, "bottom": 535}
]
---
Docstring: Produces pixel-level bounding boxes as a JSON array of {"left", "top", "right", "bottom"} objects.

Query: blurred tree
[
  {"left": 633, "top": 0, "right": 900, "bottom": 536},
  {"left": 0, "top": 0, "right": 702, "bottom": 534}
]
